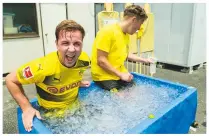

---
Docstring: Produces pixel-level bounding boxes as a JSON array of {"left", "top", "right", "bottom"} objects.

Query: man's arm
[
  {"left": 97, "top": 49, "right": 122, "bottom": 77},
  {"left": 5, "top": 71, "right": 42, "bottom": 132},
  {"left": 127, "top": 53, "right": 153, "bottom": 63},
  {"left": 97, "top": 49, "right": 133, "bottom": 82},
  {"left": 6, "top": 72, "right": 32, "bottom": 111}
]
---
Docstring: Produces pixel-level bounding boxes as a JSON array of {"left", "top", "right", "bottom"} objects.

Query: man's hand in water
[
  {"left": 22, "top": 107, "right": 42, "bottom": 132},
  {"left": 119, "top": 72, "right": 133, "bottom": 82},
  {"left": 80, "top": 80, "right": 90, "bottom": 87}
]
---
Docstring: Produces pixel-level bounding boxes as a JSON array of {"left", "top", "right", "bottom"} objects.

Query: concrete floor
[{"left": 3, "top": 66, "right": 206, "bottom": 134}]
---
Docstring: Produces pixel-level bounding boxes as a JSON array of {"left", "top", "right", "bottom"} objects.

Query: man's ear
[{"left": 132, "top": 16, "right": 137, "bottom": 22}]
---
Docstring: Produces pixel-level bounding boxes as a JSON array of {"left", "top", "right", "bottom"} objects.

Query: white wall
[
  {"left": 188, "top": 3, "right": 206, "bottom": 66},
  {"left": 40, "top": 3, "right": 67, "bottom": 54},
  {"left": 3, "top": 4, "right": 44, "bottom": 73},
  {"left": 67, "top": 3, "right": 95, "bottom": 57}
]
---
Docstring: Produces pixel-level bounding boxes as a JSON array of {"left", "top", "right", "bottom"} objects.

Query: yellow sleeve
[
  {"left": 95, "top": 28, "right": 112, "bottom": 53},
  {"left": 16, "top": 57, "right": 46, "bottom": 84}
]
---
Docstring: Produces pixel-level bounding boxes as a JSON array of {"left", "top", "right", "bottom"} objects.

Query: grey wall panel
[
  {"left": 188, "top": 3, "right": 206, "bottom": 66},
  {"left": 150, "top": 3, "right": 205, "bottom": 67},
  {"left": 168, "top": 3, "right": 194, "bottom": 65},
  {"left": 151, "top": 4, "right": 172, "bottom": 63}
]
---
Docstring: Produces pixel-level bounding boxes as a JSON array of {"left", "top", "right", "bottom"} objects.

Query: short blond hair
[
  {"left": 124, "top": 5, "right": 148, "bottom": 21},
  {"left": 55, "top": 20, "right": 85, "bottom": 40}
]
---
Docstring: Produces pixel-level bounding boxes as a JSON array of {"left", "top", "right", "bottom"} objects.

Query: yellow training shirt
[
  {"left": 16, "top": 51, "right": 90, "bottom": 109},
  {"left": 91, "top": 23, "right": 129, "bottom": 81}
]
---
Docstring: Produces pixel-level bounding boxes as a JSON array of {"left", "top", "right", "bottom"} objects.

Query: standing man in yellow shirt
[
  {"left": 91, "top": 5, "right": 152, "bottom": 91},
  {"left": 5, "top": 20, "right": 90, "bottom": 132}
]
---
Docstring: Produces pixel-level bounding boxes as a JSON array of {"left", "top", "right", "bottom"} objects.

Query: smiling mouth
[{"left": 66, "top": 55, "right": 75, "bottom": 62}]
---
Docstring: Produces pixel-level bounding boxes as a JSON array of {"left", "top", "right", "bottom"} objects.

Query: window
[{"left": 3, "top": 3, "right": 39, "bottom": 39}]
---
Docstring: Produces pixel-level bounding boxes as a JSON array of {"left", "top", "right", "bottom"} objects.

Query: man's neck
[{"left": 118, "top": 21, "right": 128, "bottom": 34}]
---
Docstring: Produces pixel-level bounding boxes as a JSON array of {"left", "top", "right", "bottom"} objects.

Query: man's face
[
  {"left": 56, "top": 30, "right": 83, "bottom": 68},
  {"left": 127, "top": 17, "right": 144, "bottom": 35}
]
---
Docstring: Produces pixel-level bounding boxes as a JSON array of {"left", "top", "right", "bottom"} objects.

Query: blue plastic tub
[{"left": 17, "top": 72, "right": 197, "bottom": 134}]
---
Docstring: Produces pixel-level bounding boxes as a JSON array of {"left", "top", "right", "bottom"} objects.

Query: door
[
  {"left": 168, "top": 3, "right": 194, "bottom": 66},
  {"left": 67, "top": 3, "right": 95, "bottom": 56},
  {"left": 40, "top": 3, "right": 67, "bottom": 55},
  {"left": 151, "top": 3, "right": 172, "bottom": 63}
]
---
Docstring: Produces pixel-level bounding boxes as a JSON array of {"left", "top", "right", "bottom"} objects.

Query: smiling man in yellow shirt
[
  {"left": 91, "top": 5, "right": 152, "bottom": 91},
  {"left": 5, "top": 20, "right": 90, "bottom": 132}
]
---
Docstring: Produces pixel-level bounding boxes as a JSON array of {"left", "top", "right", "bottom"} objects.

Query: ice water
[{"left": 40, "top": 80, "right": 182, "bottom": 134}]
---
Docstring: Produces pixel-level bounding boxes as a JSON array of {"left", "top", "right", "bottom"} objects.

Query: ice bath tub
[{"left": 17, "top": 72, "right": 197, "bottom": 134}]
